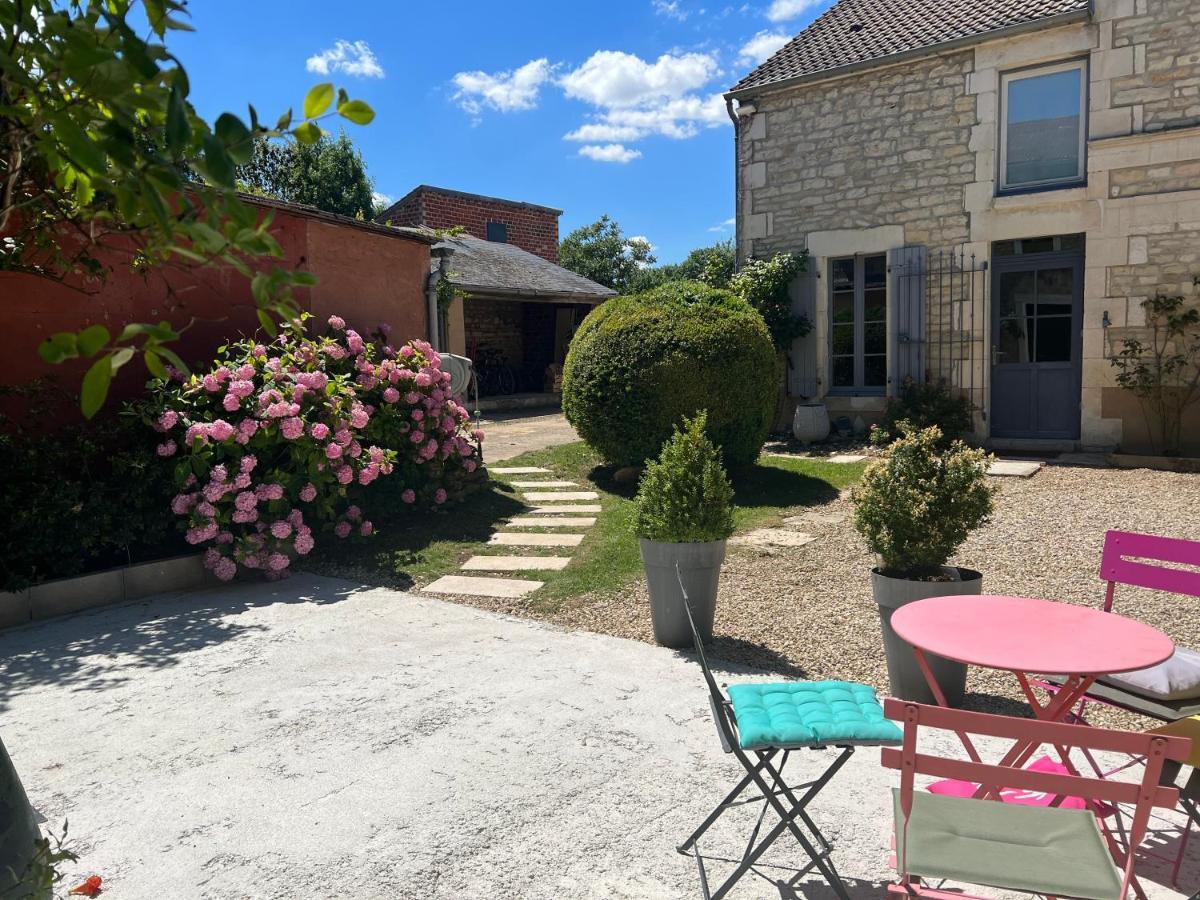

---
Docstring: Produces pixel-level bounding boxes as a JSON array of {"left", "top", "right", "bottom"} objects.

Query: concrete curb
[{"left": 1, "top": 554, "right": 214, "bottom": 628}]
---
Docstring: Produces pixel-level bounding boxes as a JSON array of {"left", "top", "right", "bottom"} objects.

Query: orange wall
[{"left": 0, "top": 208, "right": 431, "bottom": 414}]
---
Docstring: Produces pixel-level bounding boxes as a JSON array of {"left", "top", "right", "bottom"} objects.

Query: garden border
[{"left": 0, "top": 553, "right": 215, "bottom": 629}]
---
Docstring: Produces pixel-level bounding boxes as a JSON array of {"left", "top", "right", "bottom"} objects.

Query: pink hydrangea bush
[{"left": 144, "top": 315, "right": 483, "bottom": 582}]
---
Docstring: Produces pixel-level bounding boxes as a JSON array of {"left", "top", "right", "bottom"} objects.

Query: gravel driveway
[{"left": 433, "top": 463, "right": 1200, "bottom": 729}]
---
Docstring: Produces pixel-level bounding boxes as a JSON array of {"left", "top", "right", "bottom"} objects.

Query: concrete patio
[{"left": 1, "top": 576, "right": 1193, "bottom": 898}]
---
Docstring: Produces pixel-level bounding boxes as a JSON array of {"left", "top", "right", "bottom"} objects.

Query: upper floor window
[
  {"left": 486, "top": 221, "right": 509, "bottom": 243},
  {"left": 999, "top": 59, "right": 1087, "bottom": 193},
  {"left": 829, "top": 254, "right": 887, "bottom": 393}
]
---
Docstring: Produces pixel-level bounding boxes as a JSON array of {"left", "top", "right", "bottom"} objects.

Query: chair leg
[{"left": 678, "top": 749, "right": 780, "bottom": 855}]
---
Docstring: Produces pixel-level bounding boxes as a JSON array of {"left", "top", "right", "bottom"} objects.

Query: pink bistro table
[{"left": 891, "top": 594, "right": 1175, "bottom": 776}]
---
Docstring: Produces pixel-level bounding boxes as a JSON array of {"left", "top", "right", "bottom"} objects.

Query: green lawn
[{"left": 309, "top": 441, "right": 866, "bottom": 610}]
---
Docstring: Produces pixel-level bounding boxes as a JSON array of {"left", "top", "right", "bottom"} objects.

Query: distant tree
[
  {"left": 237, "top": 132, "right": 376, "bottom": 219},
  {"left": 559, "top": 215, "right": 655, "bottom": 292},
  {"left": 625, "top": 239, "right": 735, "bottom": 294}
]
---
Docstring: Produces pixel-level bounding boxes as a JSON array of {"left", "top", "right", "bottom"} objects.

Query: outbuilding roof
[
  {"left": 729, "top": 0, "right": 1091, "bottom": 95},
  {"left": 433, "top": 235, "right": 617, "bottom": 303}
]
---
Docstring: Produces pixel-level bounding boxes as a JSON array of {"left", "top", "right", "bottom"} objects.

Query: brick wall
[{"left": 382, "top": 187, "right": 561, "bottom": 263}]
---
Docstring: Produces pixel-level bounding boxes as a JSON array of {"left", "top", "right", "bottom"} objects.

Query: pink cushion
[{"left": 927, "top": 756, "right": 1101, "bottom": 811}]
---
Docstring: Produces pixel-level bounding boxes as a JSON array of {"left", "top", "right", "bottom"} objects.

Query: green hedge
[{"left": 562, "top": 281, "right": 777, "bottom": 467}]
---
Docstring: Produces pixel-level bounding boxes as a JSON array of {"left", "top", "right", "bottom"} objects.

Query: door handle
[{"left": 991, "top": 346, "right": 1006, "bottom": 366}]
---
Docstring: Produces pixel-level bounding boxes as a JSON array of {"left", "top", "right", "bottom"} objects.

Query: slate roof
[
  {"left": 433, "top": 235, "right": 617, "bottom": 303},
  {"left": 730, "top": 0, "right": 1092, "bottom": 94}
]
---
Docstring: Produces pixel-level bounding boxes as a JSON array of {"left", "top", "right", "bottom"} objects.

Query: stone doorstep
[
  {"left": 423, "top": 575, "right": 544, "bottom": 599},
  {"left": 488, "top": 533, "right": 585, "bottom": 548},
  {"left": 987, "top": 459, "right": 1045, "bottom": 478},
  {"left": 508, "top": 480, "right": 578, "bottom": 488},
  {"left": 487, "top": 466, "right": 551, "bottom": 475},
  {"left": 522, "top": 492, "right": 600, "bottom": 501},
  {"left": 507, "top": 517, "right": 597, "bottom": 528},
  {"left": 9, "top": 554, "right": 213, "bottom": 626},
  {"left": 730, "top": 529, "right": 818, "bottom": 549},
  {"left": 525, "top": 505, "right": 602, "bottom": 515},
  {"left": 827, "top": 454, "right": 868, "bottom": 464},
  {"left": 461, "top": 555, "right": 573, "bottom": 572}
]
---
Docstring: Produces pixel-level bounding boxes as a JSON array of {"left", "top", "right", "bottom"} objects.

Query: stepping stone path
[
  {"left": 988, "top": 459, "right": 1044, "bottom": 478},
  {"left": 730, "top": 529, "right": 818, "bottom": 549},
  {"left": 423, "top": 466, "right": 599, "bottom": 600}
]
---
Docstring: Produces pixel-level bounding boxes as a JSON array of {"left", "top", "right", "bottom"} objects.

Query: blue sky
[{"left": 175, "top": 0, "right": 834, "bottom": 263}]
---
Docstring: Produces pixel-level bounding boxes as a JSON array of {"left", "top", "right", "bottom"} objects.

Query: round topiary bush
[{"left": 562, "top": 280, "right": 777, "bottom": 467}]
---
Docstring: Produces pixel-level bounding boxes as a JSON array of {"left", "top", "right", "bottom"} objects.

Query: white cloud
[
  {"left": 306, "top": 40, "right": 385, "bottom": 78},
  {"left": 738, "top": 31, "right": 791, "bottom": 65},
  {"left": 452, "top": 58, "right": 554, "bottom": 116},
  {"left": 564, "top": 92, "right": 727, "bottom": 143},
  {"left": 766, "top": 0, "right": 822, "bottom": 22},
  {"left": 560, "top": 50, "right": 719, "bottom": 109},
  {"left": 372, "top": 191, "right": 393, "bottom": 209},
  {"left": 578, "top": 143, "right": 643, "bottom": 163},
  {"left": 708, "top": 216, "right": 737, "bottom": 232},
  {"left": 652, "top": 0, "right": 688, "bottom": 20}
]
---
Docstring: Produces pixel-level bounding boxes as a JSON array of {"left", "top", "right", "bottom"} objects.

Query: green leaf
[
  {"left": 156, "top": 347, "right": 189, "bottom": 373},
  {"left": 110, "top": 347, "right": 135, "bottom": 371},
  {"left": 291, "top": 121, "right": 322, "bottom": 145},
  {"left": 81, "top": 355, "right": 113, "bottom": 420},
  {"left": 336, "top": 99, "right": 375, "bottom": 126},
  {"left": 275, "top": 108, "right": 293, "bottom": 131},
  {"left": 303, "top": 83, "right": 334, "bottom": 119},
  {"left": 144, "top": 348, "right": 168, "bottom": 379},
  {"left": 77, "top": 324, "right": 110, "bottom": 357},
  {"left": 166, "top": 79, "right": 191, "bottom": 155},
  {"left": 256, "top": 309, "right": 278, "bottom": 337},
  {"left": 199, "top": 134, "right": 235, "bottom": 187},
  {"left": 215, "top": 113, "right": 253, "bottom": 164},
  {"left": 53, "top": 116, "right": 108, "bottom": 173},
  {"left": 38, "top": 332, "right": 79, "bottom": 364}
]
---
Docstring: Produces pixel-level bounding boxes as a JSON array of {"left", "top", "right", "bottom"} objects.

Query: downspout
[
  {"left": 725, "top": 95, "right": 742, "bottom": 268},
  {"left": 426, "top": 246, "right": 453, "bottom": 351}
]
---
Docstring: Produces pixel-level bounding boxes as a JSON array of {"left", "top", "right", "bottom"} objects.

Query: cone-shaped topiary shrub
[
  {"left": 562, "top": 281, "right": 777, "bottom": 468},
  {"left": 633, "top": 413, "right": 735, "bottom": 543}
]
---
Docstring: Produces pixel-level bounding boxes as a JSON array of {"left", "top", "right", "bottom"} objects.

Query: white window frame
[
  {"left": 998, "top": 58, "right": 1088, "bottom": 193},
  {"left": 827, "top": 253, "right": 888, "bottom": 395}
]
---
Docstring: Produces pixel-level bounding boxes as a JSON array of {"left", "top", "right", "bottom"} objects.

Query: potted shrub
[
  {"left": 852, "top": 423, "right": 996, "bottom": 706},
  {"left": 633, "top": 413, "right": 734, "bottom": 648}
]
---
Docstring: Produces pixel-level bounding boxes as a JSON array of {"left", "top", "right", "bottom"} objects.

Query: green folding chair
[{"left": 676, "top": 569, "right": 902, "bottom": 899}]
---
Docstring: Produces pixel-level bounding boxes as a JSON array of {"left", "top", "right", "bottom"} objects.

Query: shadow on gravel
[{"left": 731, "top": 465, "right": 842, "bottom": 512}]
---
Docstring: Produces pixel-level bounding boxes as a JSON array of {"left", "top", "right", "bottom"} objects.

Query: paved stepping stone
[
  {"left": 730, "top": 529, "right": 818, "bottom": 548},
  {"left": 489, "top": 532, "right": 585, "bottom": 548},
  {"left": 462, "top": 555, "right": 572, "bottom": 572},
  {"left": 988, "top": 459, "right": 1043, "bottom": 478},
  {"left": 424, "top": 574, "right": 544, "bottom": 598},
  {"left": 510, "top": 480, "right": 578, "bottom": 488},
  {"left": 827, "top": 454, "right": 868, "bottom": 463},
  {"left": 488, "top": 466, "right": 551, "bottom": 474},
  {"left": 523, "top": 491, "right": 600, "bottom": 501},
  {"left": 526, "top": 504, "right": 602, "bottom": 514},
  {"left": 508, "top": 516, "right": 596, "bottom": 528},
  {"left": 783, "top": 511, "right": 846, "bottom": 527}
]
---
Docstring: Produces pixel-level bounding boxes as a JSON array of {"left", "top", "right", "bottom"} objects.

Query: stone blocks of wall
[{"left": 1111, "top": 0, "right": 1200, "bottom": 133}]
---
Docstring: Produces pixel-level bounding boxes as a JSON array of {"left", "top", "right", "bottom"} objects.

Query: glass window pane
[
  {"left": 832, "top": 356, "right": 854, "bottom": 387},
  {"left": 1035, "top": 317, "right": 1072, "bottom": 362},
  {"left": 996, "top": 270, "right": 1036, "bottom": 319},
  {"left": 832, "top": 291, "right": 854, "bottom": 324},
  {"left": 864, "top": 288, "right": 886, "bottom": 322},
  {"left": 864, "top": 255, "right": 886, "bottom": 288},
  {"left": 864, "top": 355, "right": 886, "bottom": 387},
  {"left": 998, "top": 317, "right": 1033, "bottom": 364},
  {"left": 864, "top": 321, "right": 886, "bottom": 354},
  {"left": 1036, "top": 267, "right": 1073, "bottom": 315},
  {"left": 831, "top": 323, "right": 854, "bottom": 355},
  {"left": 1005, "top": 66, "right": 1082, "bottom": 186},
  {"left": 831, "top": 258, "right": 855, "bottom": 290}
]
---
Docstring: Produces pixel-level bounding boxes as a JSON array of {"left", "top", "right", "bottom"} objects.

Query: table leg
[{"left": 911, "top": 647, "right": 982, "bottom": 763}]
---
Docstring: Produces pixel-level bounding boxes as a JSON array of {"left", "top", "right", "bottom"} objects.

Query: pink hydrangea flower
[
  {"left": 235, "top": 364, "right": 255, "bottom": 380},
  {"left": 360, "top": 521, "right": 374, "bottom": 537},
  {"left": 256, "top": 483, "right": 285, "bottom": 501},
  {"left": 402, "top": 489, "right": 416, "bottom": 504},
  {"left": 399, "top": 345, "right": 415, "bottom": 359},
  {"left": 267, "top": 553, "right": 290, "bottom": 572},
  {"left": 434, "top": 488, "right": 447, "bottom": 505},
  {"left": 411, "top": 409, "right": 424, "bottom": 422},
  {"left": 294, "top": 532, "right": 315, "bottom": 555},
  {"left": 310, "top": 422, "right": 330, "bottom": 440},
  {"left": 346, "top": 330, "right": 365, "bottom": 355},
  {"left": 223, "top": 393, "right": 241, "bottom": 412},
  {"left": 335, "top": 521, "right": 352, "bottom": 538},
  {"left": 157, "top": 410, "right": 178, "bottom": 431},
  {"left": 235, "top": 491, "right": 257, "bottom": 512},
  {"left": 328, "top": 315, "right": 346, "bottom": 331},
  {"left": 414, "top": 372, "right": 433, "bottom": 388},
  {"left": 202, "top": 373, "right": 222, "bottom": 392},
  {"left": 156, "top": 440, "right": 177, "bottom": 457},
  {"left": 349, "top": 404, "right": 369, "bottom": 429},
  {"left": 270, "top": 521, "right": 293, "bottom": 540},
  {"left": 299, "top": 483, "right": 317, "bottom": 502},
  {"left": 336, "top": 465, "right": 353, "bottom": 485},
  {"left": 210, "top": 420, "right": 235, "bottom": 442},
  {"left": 230, "top": 379, "right": 255, "bottom": 398},
  {"left": 325, "top": 442, "right": 343, "bottom": 459},
  {"left": 383, "top": 387, "right": 400, "bottom": 404},
  {"left": 281, "top": 417, "right": 305, "bottom": 440},
  {"left": 213, "top": 557, "right": 237, "bottom": 581},
  {"left": 345, "top": 505, "right": 362, "bottom": 521},
  {"left": 405, "top": 391, "right": 421, "bottom": 405}
]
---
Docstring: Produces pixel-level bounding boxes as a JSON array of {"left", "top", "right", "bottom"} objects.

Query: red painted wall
[
  {"left": 0, "top": 203, "right": 432, "bottom": 415},
  {"left": 381, "top": 186, "right": 561, "bottom": 262}
]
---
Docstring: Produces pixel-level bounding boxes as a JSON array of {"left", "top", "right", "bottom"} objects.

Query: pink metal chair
[{"left": 882, "top": 698, "right": 1191, "bottom": 900}]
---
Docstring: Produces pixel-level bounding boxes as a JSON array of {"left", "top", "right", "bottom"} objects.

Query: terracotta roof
[
  {"left": 730, "top": 0, "right": 1091, "bottom": 94},
  {"left": 433, "top": 235, "right": 616, "bottom": 302}
]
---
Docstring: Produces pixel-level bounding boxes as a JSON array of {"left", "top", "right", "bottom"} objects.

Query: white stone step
[
  {"left": 489, "top": 532, "right": 585, "bottom": 548},
  {"left": 730, "top": 529, "right": 818, "bottom": 548},
  {"left": 525, "top": 504, "right": 602, "bottom": 514},
  {"left": 523, "top": 491, "right": 600, "bottom": 501},
  {"left": 488, "top": 466, "right": 552, "bottom": 474},
  {"left": 461, "top": 555, "right": 572, "bottom": 572},
  {"left": 828, "top": 454, "right": 867, "bottom": 463},
  {"left": 424, "top": 575, "right": 544, "bottom": 598},
  {"left": 509, "top": 480, "right": 578, "bottom": 488},
  {"left": 508, "top": 517, "right": 597, "bottom": 528}
]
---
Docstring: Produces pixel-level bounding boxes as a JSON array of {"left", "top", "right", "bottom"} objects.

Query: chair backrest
[
  {"left": 1099, "top": 530, "right": 1200, "bottom": 612},
  {"left": 677, "top": 564, "right": 740, "bottom": 750},
  {"left": 882, "top": 698, "right": 1190, "bottom": 898},
  {"left": 440, "top": 353, "right": 475, "bottom": 397}
]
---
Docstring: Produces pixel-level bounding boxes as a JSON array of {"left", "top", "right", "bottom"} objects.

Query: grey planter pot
[
  {"left": 640, "top": 538, "right": 726, "bottom": 648},
  {"left": 0, "top": 735, "right": 45, "bottom": 897},
  {"left": 872, "top": 566, "right": 983, "bottom": 707}
]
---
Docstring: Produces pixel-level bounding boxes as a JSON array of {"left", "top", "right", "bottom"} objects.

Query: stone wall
[{"left": 1111, "top": 0, "right": 1200, "bottom": 132}]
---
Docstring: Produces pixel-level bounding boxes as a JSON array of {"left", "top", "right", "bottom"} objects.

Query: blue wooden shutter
[
  {"left": 887, "top": 245, "right": 927, "bottom": 389},
  {"left": 788, "top": 264, "right": 820, "bottom": 398}
]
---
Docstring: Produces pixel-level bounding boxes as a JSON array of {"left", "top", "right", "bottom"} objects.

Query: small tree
[
  {"left": 559, "top": 214, "right": 655, "bottom": 292},
  {"left": 633, "top": 413, "right": 734, "bottom": 544},
  {"left": 1109, "top": 294, "right": 1200, "bottom": 456},
  {"left": 236, "top": 132, "right": 377, "bottom": 220},
  {"left": 852, "top": 423, "right": 995, "bottom": 578},
  {"left": 729, "top": 252, "right": 812, "bottom": 350}
]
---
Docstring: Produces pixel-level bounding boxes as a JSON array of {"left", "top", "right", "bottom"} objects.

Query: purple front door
[{"left": 990, "top": 250, "right": 1083, "bottom": 440}]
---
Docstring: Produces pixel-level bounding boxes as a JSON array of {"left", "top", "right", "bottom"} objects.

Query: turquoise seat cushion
[{"left": 725, "top": 680, "right": 901, "bottom": 749}]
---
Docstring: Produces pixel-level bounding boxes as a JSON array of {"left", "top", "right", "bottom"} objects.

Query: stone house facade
[{"left": 730, "top": 0, "right": 1200, "bottom": 453}]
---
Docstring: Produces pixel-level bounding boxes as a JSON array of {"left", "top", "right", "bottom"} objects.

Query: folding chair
[
  {"left": 883, "top": 698, "right": 1192, "bottom": 900},
  {"left": 676, "top": 569, "right": 902, "bottom": 899}
]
